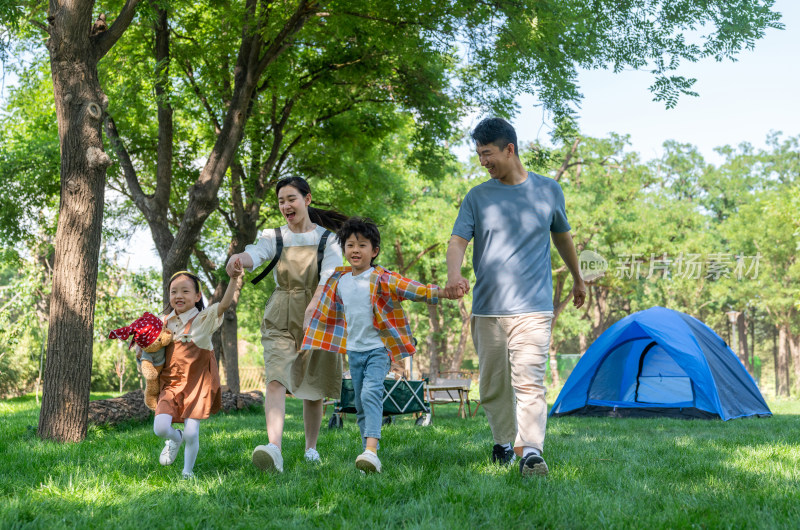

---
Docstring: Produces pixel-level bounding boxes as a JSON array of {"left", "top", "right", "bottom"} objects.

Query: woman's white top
[
  {"left": 243, "top": 224, "right": 342, "bottom": 286},
  {"left": 338, "top": 268, "right": 384, "bottom": 351}
]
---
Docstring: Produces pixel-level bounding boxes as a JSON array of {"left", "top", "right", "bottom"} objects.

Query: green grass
[{"left": 1, "top": 395, "right": 799, "bottom": 529}]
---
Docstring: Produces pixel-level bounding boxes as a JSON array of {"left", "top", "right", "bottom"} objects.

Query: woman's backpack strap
[
  {"left": 250, "top": 227, "right": 283, "bottom": 285},
  {"left": 316, "top": 230, "right": 331, "bottom": 283}
]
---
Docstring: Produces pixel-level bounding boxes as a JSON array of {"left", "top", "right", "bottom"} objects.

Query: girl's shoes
[
  {"left": 304, "top": 448, "right": 321, "bottom": 463},
  {"left": 181, "top": 471, "right": 195, "bottom": 480},
  {"left": 159, "top": 430, "right": 183, "bottom": 466},
  {"left": 252, "top": 443, "right": 283, "bottom": 473}
]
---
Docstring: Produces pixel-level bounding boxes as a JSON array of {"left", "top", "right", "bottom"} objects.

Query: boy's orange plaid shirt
[{"left": 301, "top": 265, "right": 440, "bottom": 360}]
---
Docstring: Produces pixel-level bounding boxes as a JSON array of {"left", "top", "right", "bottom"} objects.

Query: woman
[{"left": 226, "top": 177, "right": 346, "bottom": 473}]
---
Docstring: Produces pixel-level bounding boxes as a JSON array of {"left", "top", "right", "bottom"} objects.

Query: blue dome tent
[{"left": 550, "top": 307, "right": 771, "bottom": 420}]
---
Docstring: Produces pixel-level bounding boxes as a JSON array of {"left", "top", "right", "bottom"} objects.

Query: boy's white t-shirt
[
  {"left": 338, "top": 268, "right": 384, "bottom": 352},
  {"left": 243, "top": 224, "right": 342, "bottom": 286}
]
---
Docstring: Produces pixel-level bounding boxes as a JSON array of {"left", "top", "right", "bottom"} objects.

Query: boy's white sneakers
[
  {"left": 304, "top": 448, "right": 321, "bottom": 463},
  {"left": 252, "top": 443, "right": 284, "bottom": 473},
  {"left": 355, "top": 450, "right": 381, "bottom": 474},
  {"left": 159, "top": 430, "right": 183, "bottom": 466}
]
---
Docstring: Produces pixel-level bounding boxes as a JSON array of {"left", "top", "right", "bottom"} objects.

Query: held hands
[
  {"left": 226, "top": 253, "right": 250, "bottom": 277},
  {"left": 443, "top": 275, "right": 470, "bottom": 300},
  {"left": 229, "top": 258, "right": 244, "bottom": 282},
  {"left": 218, "top": 259, "right": 244, "bottom": 316}
]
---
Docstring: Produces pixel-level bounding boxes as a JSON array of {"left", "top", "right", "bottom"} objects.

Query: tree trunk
[
  {"left": 38, "top": 2, "right": 124, "bottom": 442},
  {"left": 590, "top": 285, "right": 610, "bottom": 339},
  {"left": 749, "top": 307, "right": 756, "bottom": 376},
  {"left": 221, "top": 304, "right": 241, "bottom": 394},
  {"left": 772, "top": 325, "right": 779, "bottom": 396},
  {"left": 777, "top": 324, "right": 790, "bottom": 397},
  {"left": 427, "top": 304, "right": 442, "bottom": 378},
  {"left": 448, "top": 298, "right": 471, "bottom": 372},
  {"left": 735, "top": 312, "right": 752, "bottom": 374},
  {"left": 579, "top": 332, "right": 587, "bottom": 355},
  {"left": 212, "top": 328, "right": 223, "bottom": 367},
  {"left": 789, "top": 334, "right": 800, "bottom": 396}
]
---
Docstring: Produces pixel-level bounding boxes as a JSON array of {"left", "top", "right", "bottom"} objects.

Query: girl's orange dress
[{"left": 156, "top": 317, "right": 221, "bottom": 422}]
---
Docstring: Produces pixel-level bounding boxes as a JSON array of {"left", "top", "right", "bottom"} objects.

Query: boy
[{"left": 302, "top": 217, "right": 453, "bottom": 473}]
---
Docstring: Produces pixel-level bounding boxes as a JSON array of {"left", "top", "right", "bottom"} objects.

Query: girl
[
  {"left": 154, "top": 262, "right": 243, "bottom": 479},
  {"left": 226, "top": 176, "right": 346, "bottom": 473}
]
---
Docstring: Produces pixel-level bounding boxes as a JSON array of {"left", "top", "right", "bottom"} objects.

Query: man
[{"left": 444, "top": 117, "right": 585, "bottom": 477}]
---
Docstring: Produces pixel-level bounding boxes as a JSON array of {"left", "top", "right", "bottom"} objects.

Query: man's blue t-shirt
[{"left": 452, "top": 172, "right": 570, "bottom": 315}]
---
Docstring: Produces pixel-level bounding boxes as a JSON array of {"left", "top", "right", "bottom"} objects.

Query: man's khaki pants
[{"left": 472, "top": 313, "right": 552, "bottom": 454}]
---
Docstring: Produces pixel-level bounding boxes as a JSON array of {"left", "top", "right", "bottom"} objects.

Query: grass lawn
[{"left": 1, "top": 393, "right": 799, "bottom": 529}]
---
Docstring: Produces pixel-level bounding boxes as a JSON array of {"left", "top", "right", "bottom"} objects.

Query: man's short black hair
[
  {"left": 471, "top": 117, "right": 518, "bottom": 156},
  {"left": 336, "top": 217, "right": 381, "bottom": 265}
]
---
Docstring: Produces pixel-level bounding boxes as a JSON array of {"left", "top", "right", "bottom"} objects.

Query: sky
[{"left": 459, "top": 0, "right": 800, "bottom": 166}]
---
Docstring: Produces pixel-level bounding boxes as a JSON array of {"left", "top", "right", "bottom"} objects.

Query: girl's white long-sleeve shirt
[{"left": 164, "top": 304, "right": 223, "bottom": 351}]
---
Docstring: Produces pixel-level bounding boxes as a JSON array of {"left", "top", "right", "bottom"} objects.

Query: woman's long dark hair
[{"left": 275, "top": 177, "right": 348, "bottom": 231}]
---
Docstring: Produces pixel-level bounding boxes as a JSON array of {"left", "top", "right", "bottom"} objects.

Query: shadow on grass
[{"left": 2, "top": 395, "right": 799, "bottom": 528}]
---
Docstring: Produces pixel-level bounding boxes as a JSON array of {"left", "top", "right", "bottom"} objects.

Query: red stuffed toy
[{"left": 109, "top": 312, "right": 173, "bottom": 410}]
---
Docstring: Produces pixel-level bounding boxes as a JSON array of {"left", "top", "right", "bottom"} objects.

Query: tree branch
[
  {"left": 153, "top": 8, "right": 173, "bottom": 216},
  {"left": 104, "top": 115, "right": 146, "bottom": 207},
  {"left": 401, "top": 243, "right": 440, "bottom": 275},
  {"left": 181, "top": 59, "right": 222, "bottom": 134},
  {"left": 93, "top": 0, "right": 143, "bottom": 60},
  {"left": 554, "top": 138, "right": 581, "bottom": 182},
  {"left": 256, "top": 0, "right": 318, "bottom": 73}
]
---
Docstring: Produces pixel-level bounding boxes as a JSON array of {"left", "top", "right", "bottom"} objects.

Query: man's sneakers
[
  {"left": 519, "top": 452, "right": 549, "bottom": 477},
  {"left": 252, "top": 443, "right": 284, "bottom": 473},
  {"left": 304, "top": 448, "right": 321, "bottom": 464},
  {"left": 355, "top": 450, "right": 382, "bottom": 474},
  {"left": 159, "top": 430, "right": 183, "bottom": 466},
  {"left": 491, "top": 443, "right": 517, "bottom": 465}
]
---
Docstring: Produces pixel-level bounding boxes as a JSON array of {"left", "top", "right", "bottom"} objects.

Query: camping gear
[
  {"left": 328, "top": 377, "right": 432, "bottom": 428},
  {"left": 550, "top": 306, "right": 771, "bottom": 420}
]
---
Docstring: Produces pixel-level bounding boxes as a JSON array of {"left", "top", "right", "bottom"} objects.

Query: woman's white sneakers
[
  {"left": 355, "top": 450, "right": 381, "bottom": 474},
  {"left": 159, "top": 430, "right": 183, "bottom": 466},
  {"left": 252, "top": 443, "right": 284, "bottom": 473},
  {"left": 304, "top": 448, "right": 321, "bottom": 463}
]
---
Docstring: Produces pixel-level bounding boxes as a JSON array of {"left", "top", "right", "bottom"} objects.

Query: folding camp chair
[{"left": 328, "top": 377, "right": 432, "bottom": 428}]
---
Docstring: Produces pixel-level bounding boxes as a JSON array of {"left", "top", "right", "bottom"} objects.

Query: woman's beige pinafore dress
[{"left": 260, "top": 240, "right": 342, "bottom": 399}]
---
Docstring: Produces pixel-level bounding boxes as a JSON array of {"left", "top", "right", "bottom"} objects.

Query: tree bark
[
  {"left": 777, "top": 324, "right": 790, "bottom": 397},
  {"left": 38, "top": 1, "right": 141, "bottom": 442},
  {"left": 735, "top": 312, "right": 752, "bottom": 374},
  {"left": 772, "top": 325, "right": 779, "bottom": 396},
  {"left": 427, "top": 304, "right": 442, "bottom": 378},
  {"left": 548, "top": 335, "right": 560, "bottom": 387},
  {"left": 789, "top": 333, "right": 800, "bottom": 395},
  {"left": 220, "top": 304, "right": 241, "bottom": 394},
  {"left": 448, "top": 298, "right": 471, "bottom": 372}
]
